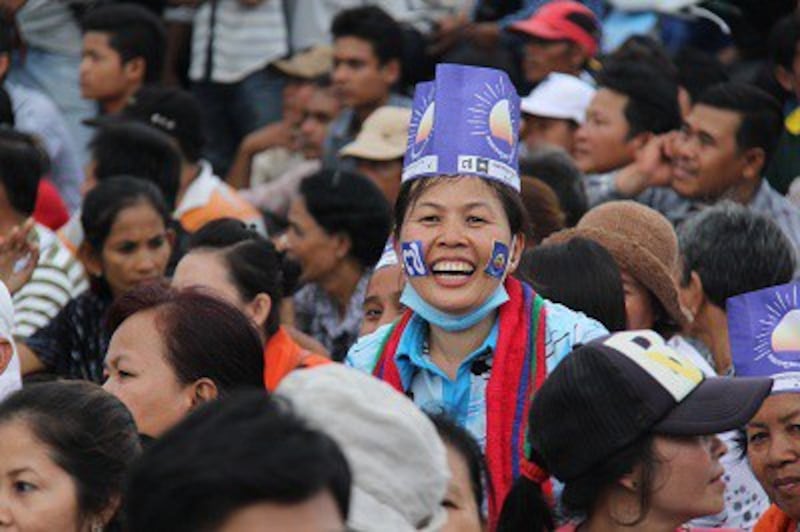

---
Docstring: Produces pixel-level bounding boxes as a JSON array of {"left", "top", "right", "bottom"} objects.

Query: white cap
[{"left": 520, "top": 73, "right": 596, "bottom": 124}]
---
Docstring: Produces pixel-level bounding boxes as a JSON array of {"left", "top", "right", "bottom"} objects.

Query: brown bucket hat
[{"left": 543, "top": 200, "right": 692, "bottom": 326}]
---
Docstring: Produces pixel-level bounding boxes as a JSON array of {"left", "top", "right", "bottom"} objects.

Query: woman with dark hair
[
  {"left": 19, "top": 176, "right": 173, "bottom": 382},
  {"left": 347, "top": 64, "right": 607, "bottom": 527},
  {"left": 172, "top": 218, "right": 329, "bottom": 391},
  {"left": 102, "top": 283, "right": 265, "bottom": 438},
  {"left": 429, "top": 413, "right": 486, "bottom": 532},
  {"left": 0, "top": 380, "right": 141, "bottom": 531},
  {"left": 523, "top": 330, "right": 771, "bottom": 532},
  {"left": 278, "top": 169, "right": 392, "bottom": 360},
  {"left": 518, "top": 237, "right": 627, "bottom": 332}
]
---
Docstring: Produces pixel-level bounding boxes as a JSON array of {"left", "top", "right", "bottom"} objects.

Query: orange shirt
[
  {"left": 754, "top": 504, "right": 797, "bottom": 532},
  {"left": 263, "top": 326, "right": 329, "bottom": 391}
]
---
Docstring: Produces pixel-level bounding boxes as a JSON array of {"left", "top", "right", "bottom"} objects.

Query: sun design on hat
[
  {"left": 407, "top": 87, "right": 435, "bottom": 160},
  {"left": 754, "top": 284, "right": 800, "bottom": 369},
  {"left": 468, "top": 77, "right": 517, "bottom": 162}
]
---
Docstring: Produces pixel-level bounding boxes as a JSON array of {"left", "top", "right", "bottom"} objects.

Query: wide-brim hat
[
  {"left": 340, "top": 107, "right": 411, "bottom": 161},
  {"left": 543, "top": 201, "right": 691, "bottom": 326},
  {"left": 273, "top": 45, "right": 333, "bottom": 79}
]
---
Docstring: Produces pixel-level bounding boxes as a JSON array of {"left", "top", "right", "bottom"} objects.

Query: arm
[
  {"left": 226, "top": 122, "right": 291, "bottom": 189},
  {"left": 16, "top": 342, "right": 45, "bottom": 375},
  {"left": 0, "top": 219, "right": 39, "bottom": 296}
]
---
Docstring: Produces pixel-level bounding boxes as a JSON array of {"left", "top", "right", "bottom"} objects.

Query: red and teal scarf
[{"left": 370, "top": 276, "right": 549, "bottom": 529}]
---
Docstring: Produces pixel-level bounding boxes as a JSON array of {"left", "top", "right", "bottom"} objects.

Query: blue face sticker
[
  {"left": 484, "top": 240, "right": 509, "bottom": 278},
  {"left": 401, "top": 240, "right": 428, "bottom": 277}
]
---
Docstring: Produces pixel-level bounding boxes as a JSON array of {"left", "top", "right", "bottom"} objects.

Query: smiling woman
[{"left": 346, "top": 63, "right": 608, "bottom": 528}]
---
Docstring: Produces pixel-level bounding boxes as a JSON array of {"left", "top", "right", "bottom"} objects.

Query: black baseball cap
[
  {"left": 529, "top": 330, "right": 772, "bottom": 482},
  {"left": 85, "top": 86, "right": 206, "bottom": 162}
]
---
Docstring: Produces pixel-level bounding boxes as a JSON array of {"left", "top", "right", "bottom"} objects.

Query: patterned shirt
[
  {"left": 25, "top": 289, "right": 112, "bottom": 382},
  {"left": 13, "top": 224, "right": 87, "bottom": 339},
  {"left": 346, "top": 300, "right": 607, "bottom": 449},
  {"left": 585, "top": 173, "right": 800, "bottom": 274},
  {"left": 293, "top": 272, "right": 371, "bottom": 362}
]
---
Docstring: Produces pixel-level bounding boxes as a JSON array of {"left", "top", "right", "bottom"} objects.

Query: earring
[{"left": 91, "top": 522, "right": 103, "bottom": 532}]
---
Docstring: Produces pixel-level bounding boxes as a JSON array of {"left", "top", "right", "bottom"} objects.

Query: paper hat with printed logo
[
  {"left": 529, "top": 330, "right": 772, "bottom": 482},
  {"left": 402, "top": 63, "right": 522, "bottom": 191},
  {"left": 729, "top": 282, "right": 800, "bottom": 393}
]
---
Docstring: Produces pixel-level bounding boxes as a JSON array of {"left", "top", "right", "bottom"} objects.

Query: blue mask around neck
[{"left": 400, "top": 282, "right": 509, "bottom": 332}]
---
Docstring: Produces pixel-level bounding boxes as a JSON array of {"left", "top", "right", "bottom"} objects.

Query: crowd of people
[{"left": 2, "top": 0, "right": 800, "bottom": 530}]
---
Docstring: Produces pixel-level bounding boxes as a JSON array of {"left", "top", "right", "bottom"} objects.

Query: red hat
[{"left": 511, "top": 1, "right": 600, "bottom": 57}]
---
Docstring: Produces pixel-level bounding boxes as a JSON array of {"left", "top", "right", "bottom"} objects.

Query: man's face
[
  {"left": 299, "top": 89, "right": 342, "bottom": 159},
  {"left": 521, "top": 114, "right": 578, "bottom": 154},
  {"left": 573, "top": 88, "right": 637, "bottom": 173},
  {"left": 332, "top": 36, "right": 397, "bottom": 111},
  {"left": 80, "top": 31, "right": 139, "bottom": 106},
  {"left": 523, "top": 38, "right": 583, "bottom": 84},
  {"left": 670, "top": 104, "right": 748, "bottom": 201}
]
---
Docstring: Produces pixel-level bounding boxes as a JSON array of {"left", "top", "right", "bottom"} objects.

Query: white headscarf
[{"left": 0, "top": 281, "right": 21, "bottom": 401}]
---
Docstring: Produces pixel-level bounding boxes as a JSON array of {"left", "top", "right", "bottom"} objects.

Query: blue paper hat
[
  {"left": 402, "top": 63, "right": 521, "bottom": 191},
  {"left": 728, "top": 281, "right": 800, "bottom": 392}
]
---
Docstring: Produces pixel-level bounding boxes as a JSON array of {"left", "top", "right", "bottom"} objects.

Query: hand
[
  {"left": 615, "top": 133, "right": 676, "bottom": 197},
  {"left": 0, "top": 219, "right": 39, "bottom": 295},
  {"left": 428, "top": 14, "right": 467, "bottom": 56},
  {"left": 0, "top": 0, "right": 27, "bottom": 16},
  {"left": 239, "top": 122, "right": 292, "bottom": 156},
  {"left": 463, "top": 22, "right": 501, "bottom": 49}
]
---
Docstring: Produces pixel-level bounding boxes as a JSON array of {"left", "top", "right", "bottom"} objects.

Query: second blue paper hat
[{"left": 402, "top": 63, "right": 521, "bottom": 191}]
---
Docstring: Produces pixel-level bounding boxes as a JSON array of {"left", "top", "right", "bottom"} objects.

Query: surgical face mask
[{"left": 399, "top": 282, "right": 509, "bottom": 332}]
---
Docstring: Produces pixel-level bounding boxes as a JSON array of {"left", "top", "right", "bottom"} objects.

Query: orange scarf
[
  {"left": 263, "top": 326, "right": 329, "bottom": 391},
  {"left": 754, "top": 504, "right": 797, "bottom": 532}
]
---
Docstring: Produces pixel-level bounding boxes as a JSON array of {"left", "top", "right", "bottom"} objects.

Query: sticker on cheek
[
  {"left": 401, "top": 240, "right": 428, "bottom": 277},
  {"left": 484, "top": 240, "right": 509, "bottom": 278}
]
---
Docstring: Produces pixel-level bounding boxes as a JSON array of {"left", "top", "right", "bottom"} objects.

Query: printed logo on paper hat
[
  {"left": 402, "top": 64, "right": 521, "bottom": 191},
  {"left": 729, "top": 282, "right": 800, "bottom": 390}
]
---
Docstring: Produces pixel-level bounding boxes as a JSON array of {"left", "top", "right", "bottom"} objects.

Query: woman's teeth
[{"left": 431, "top": 261, "right": 475, "bottom": 275}]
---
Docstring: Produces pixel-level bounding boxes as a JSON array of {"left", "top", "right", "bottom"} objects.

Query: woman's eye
[
  {"left": 14, "top": 481, "right": 37, "bottom": 494},
  {"left": 466, "top": 216, "right": 486, "bottom": 224},
  {"left": 118, "top": 370, "right": 135, "bottom": 379},
  {"left": 149, "top": 236, "right": 166, "bottom": 249},
  {"left": 748, "top": 431, "right": 768, "bottom": 444},
  {"left": 419, "top": 215, "right": 439, "bottom": 223},
  {"left": 364, "top": 308, "right": 383, "bottom": 320},
  {"left": 442, "top": 498, "right": 458, "bottom": 509}
]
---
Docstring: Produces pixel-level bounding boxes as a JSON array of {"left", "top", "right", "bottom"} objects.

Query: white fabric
[
  {"left": 277, "top": 364, "right": 449, "bottom": 532},
  {"left": 520, "top": 73, "right": 596, "bottom": 124},
  {"left": 0, "top": 282, "right": 22, "bottom": 401}
]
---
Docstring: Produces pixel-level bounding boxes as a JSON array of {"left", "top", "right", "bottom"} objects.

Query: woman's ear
[
  {"left": 507, "top": 234, "right": 526, "bottom": 275},
  {"left": 190, "top": 378, "right": 219, "bottom": 408},
  {"left": 95, "top": 494, "right": 121, "bottom": 528},
  {"left": 618, "top": 464, "right": 643, "bottom": 493},
  {"left": 333, "top": 233, "right": 353, "bottom": 260},
  {"left": 77, "top": 242, "right": 103, "bottom": 278},
  {"left": 244, "top": 293, "right": 272, "bottom": 331}
]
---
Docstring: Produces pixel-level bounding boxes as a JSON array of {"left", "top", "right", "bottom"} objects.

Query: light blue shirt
[{"left": 347, "top": 299, "right": 607, "bottom": 448}]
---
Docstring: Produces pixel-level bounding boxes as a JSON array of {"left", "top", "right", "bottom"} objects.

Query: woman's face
[
  {"left": 621, "top": 270, "right": 656, "bottom": 330},
  {"left": 103, "top": 309, "right": 193, "bottom": 438},
  {"left": 0, "top": 419, "right": 86, "bottom": 531},
  {"left": 647, "top": 434, "right": 727, "bottom": 523},
  {"left": 281, "top": 198, "right": 347, "bottom": 285},
  {"left": 96, "top": 202, "right": 171, "bottom": 299},
  {"left": 398, "top": 178, "right": 522, "bottom": 316},
  {"left": 746, "top": 394, "right": 800, "bottom": 521},
  {"left": 441, "top": 442, "right": 483, "bottom": 532},
  {"left": 359, "top": 264, "right": 406, "bottom": 337}
]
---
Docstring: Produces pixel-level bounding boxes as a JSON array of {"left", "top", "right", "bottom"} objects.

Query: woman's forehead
[{"left": 410, "top": 177, "right": 504, "bottom": 209}]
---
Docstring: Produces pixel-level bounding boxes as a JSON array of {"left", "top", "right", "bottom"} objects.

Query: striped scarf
[{"left": 371, "top": 276, "right": 549, "bottom": 529}]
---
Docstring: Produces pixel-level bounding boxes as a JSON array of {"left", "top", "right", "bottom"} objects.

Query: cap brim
[
  {"left": 510, "top": 19, "right": 569, "bottom": 41},
  {"left": 654, "top": 376, "right": 772, "bottom": 435},
  {"left": 339, "top": 140, "right": 404, "bottom": 161}
]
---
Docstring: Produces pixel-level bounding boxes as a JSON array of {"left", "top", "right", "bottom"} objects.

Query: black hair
[
  {"left": 429, "top": 413, "right": 486, "bottom": 520},
  {"left": 82, "top": 176, "right": 171, "bottom": 253},
  {"left": 497, "top": 477, "right": 554, "bottom": 532},
  {"left": 187, "top": 218, "right": 284, "bottom": 337},
  {"left": 518, "top": 238, "right": 627, "bottom": 332},
  {"left": 610, "top": 35, "right": 678, "bottom": 83},
  {"left": 394, "top": 176, "right": 531, "bottom": 241},
  {"left": 674, "top": 47, "right": 729, "bottom": 102},
  {"left": 519, "top": 149, "right": 587, "bottom": 227},
  {"left": 300, "top": 169, "right": 392, "bottom": 269},
  {"left": 695, "top": 82, "right": 783, "bottom": 169},
  {"left": 770, "top": 13, "right": 800, "bottom": 71},
  {"left": 558, "top": 435, "right": 659, "bottom": 525},
  {"left": 331, "top": 5, "right": 403, "bottom": 65},
  {"left": 679, "top": 201, "right": 795, "bottom": 308},
  {"left": 0, "top": 381, "right": 141, "bottom": 530},
  {"left": 81, "top": 3, "right": 166, "bottom": 84},
  {"left": 124, "top": 391, "right": 351, "bottom": 532},
  {"left": 89, "top": 121, "right": 181, "bottom": 210},
  {"left": 107, "top": 283, "right": 265, "bottom": 398},
  {"left": 0, "top": 86, "right": 13, "bottom": 125},
  {"left": 0, "top": 128, "right": 49, "bottom": 216},
  {"left": 595, "top": 59, "right": 682, "bottom": 138}
]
